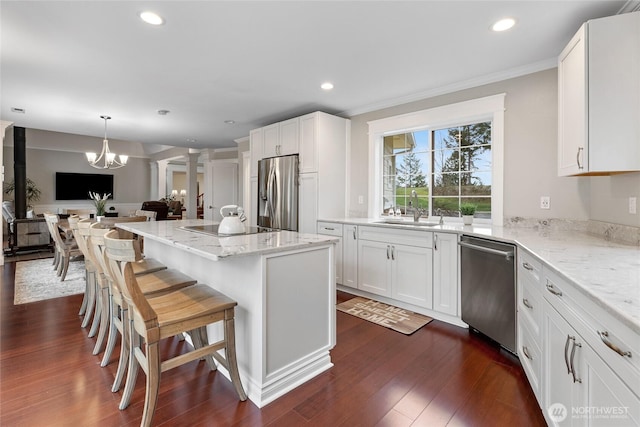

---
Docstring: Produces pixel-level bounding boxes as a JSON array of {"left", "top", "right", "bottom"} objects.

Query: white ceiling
[{"left": 0, "top": 1, "right": 634, "bottom": 152}]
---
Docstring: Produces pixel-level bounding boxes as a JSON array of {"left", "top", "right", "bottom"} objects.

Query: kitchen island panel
[{"left": 142, "top": 235, "right": 336, "bottom": 408}]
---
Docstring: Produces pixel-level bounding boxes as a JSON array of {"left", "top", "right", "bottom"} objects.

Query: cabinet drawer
[
  {"left": 518, "top": 274, "right": 543, "bottom": 341},
  {"left": 317, "top": 222, "right": 343, "bottom": 237},
  {"left": 359, "top": 225, "right": 432, "bottom": 248},
  {"left": 518, "top": 249, "right": 543, "bottom": 286},
  {"left": 518, "top": 320, "right": 542, "bottom": 406},
  {"left": 543, "top": 267, "right": 640, "bottom": 396}
]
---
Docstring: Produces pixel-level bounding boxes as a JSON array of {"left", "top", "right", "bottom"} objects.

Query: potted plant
[
  {"left": 460, "top": 202, "right": 477, "bottom": 225},
  {"left": 3, "top": 178, "right": 42, "bottom": 218},
  {"left": 89, "top": 191, "right": 110, "bottom": 220}
]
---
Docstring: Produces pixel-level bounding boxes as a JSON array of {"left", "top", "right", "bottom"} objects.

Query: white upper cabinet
[
  {"left": 249, "top": 128, "right": 263, "bottom": 178},
  {"left": 558, "top": 11, "right": 640, "bottom": 176}
]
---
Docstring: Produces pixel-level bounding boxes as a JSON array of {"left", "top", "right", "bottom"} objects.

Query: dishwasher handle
[{"left": 458, "top": 240, "right": 514, "bottom": 261}]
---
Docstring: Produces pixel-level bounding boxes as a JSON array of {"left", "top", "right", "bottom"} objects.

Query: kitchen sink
[{"left": 374, "top": 219, "right": 440, "bottom": 227}]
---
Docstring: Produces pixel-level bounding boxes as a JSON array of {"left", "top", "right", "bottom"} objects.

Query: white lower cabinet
[
  {"left": 358, "top": 239, "right": 392, "bottom": 297},
  {"left": 357, "top": 226, "right": 433, "bottom": 308},
  {"left": 542, "top": 268, "right": 640, "bottom": 427},
  {"left": 543, "top": 302, "right": 640, "bottom": 426},
  {"left": 432, "top": 232, "right": 458, "bottom": 316},
  {"left": 342, "top": 224, "right": 358, "bottom": 289},
  {"left": 317, "top": 222, "right": 343, "bottom": 285}
]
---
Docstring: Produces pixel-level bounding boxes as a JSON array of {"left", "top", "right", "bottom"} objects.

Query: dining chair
[
  {"left": 104, "top": 229, "right": 247, "bottom": 427},
  {"left": 67, "top": 216, "right": 96, "bottom": 322},
  {"left": 135, "top": 209, "right": 157, "bottom": 221},
  {"left": 90, "top": 223, "right": 196, "bottom": 392},
  {"left": 43, "top": 213, "right": 82, "bottom": 281}
]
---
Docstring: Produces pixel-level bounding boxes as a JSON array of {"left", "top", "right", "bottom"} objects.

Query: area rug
[
  {"left": 14, "top": 258, "right": 85, "bottom": 305},
  {"left": 336, "top": 297, "right": 433, "bottom": 335}
]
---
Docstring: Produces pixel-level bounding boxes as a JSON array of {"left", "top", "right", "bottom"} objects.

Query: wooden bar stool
[
  {"left": 89, "top": 223, "right": 196, "bottom": 391},
  {"left": 43, "top": 213, "right": 82, "bottom": 281},
  {"left": 104, "top": 229, "right": 247, "bottom": 427},
  {"left": 67, "top": 216, "right": 95, "bottom": 320}
]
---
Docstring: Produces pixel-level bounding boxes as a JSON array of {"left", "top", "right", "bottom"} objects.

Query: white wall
[
  {"left": 3, "top": 127, "right": 151, "bottom": 213},
  {"left": 347, "top": 68, "right": 639, "bottom": 227}
]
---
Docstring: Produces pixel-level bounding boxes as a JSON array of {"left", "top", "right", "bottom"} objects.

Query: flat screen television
[{"left": 55, "top": 172, "right": 114, "bottom": 200}]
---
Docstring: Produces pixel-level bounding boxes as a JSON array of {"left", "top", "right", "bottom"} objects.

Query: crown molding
[
  {"left": 619, "top": 0, "right": 640, "bottom": 13},
  {"left": 341, "top": 57, "right": 557, "bottom": 118}
]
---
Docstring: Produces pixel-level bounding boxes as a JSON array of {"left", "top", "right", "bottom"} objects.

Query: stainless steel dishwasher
[{"left": 459, "top": 235, "right": 516, "bottom": 354}]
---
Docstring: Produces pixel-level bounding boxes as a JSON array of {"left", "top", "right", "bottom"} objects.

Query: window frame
[{"left": 367, "top": 94, "right": 505, "bottom": 226}]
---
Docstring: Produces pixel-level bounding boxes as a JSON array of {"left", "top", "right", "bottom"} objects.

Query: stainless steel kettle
[{"left": 218, "top": 205, "right": 246, "bottom": 235}]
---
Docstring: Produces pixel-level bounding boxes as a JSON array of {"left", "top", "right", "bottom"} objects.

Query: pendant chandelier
[{"left": 86, "top": 115, "right": 128, "bottom": 169}]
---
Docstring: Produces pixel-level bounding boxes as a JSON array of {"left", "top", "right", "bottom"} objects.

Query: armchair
[{"left": 140, "top": 201, "right": 169, "bottom": 221}]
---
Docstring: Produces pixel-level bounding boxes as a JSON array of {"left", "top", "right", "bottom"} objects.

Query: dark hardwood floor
[{"left": 0, "top": 261, "right": 546, "bottom": 426}]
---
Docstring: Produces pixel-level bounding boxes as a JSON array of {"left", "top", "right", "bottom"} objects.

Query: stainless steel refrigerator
[{"left": 257, "top": 154, "right": 298, "bottom": 231}]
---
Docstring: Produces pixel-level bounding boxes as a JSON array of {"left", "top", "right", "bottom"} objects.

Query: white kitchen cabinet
[
  {"left": 542, "top": 267, "right": 640, "bottom": 426},
  {"left": 391, "top": 244, "right": 433, "bottom": 308},
  {"left": 432, "top": 232, "right": 458, "bottom": 316},
  {"left": 250, "top": 111, "right": 350, "bottom": 232},
  {"left": 342, "top": 224, "right": 358, "bottom": 289},
  {"left": 543, "top": 302, "right": 640, "bottom": 427},
  {"left": 358, "top": 239, "right": 392, "bottom": 297},
  {"left": 558, "top": 11, "right": 640, "bottom": 176},
  {"left": 299, "top": 173, "right": 318, "bottom": 234},
  {"left": 250, "top": 128, "right": 263, "bottom": 178},
  {"left": 299, "top": 112, "right": 350, "bottom": 174},
  {"left": 517, "top": 248, "right": 545, "bottom": 405},
  {"left": 357, "top": 226, "right": 433, "bottom": 307},
  {"left": 248, "top": 176, "right": 257, "bottom": 226},
  {"left": 263, "top": 119, "right": 299, "bottom": 159},
  {"left": 317, "top": 221, "right": 343, "bottom": 285}
]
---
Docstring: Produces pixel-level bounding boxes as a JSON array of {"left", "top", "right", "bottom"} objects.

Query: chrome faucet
[
  {"left": 410, "top": 190, "right": 426, "bottom": 222},
  {"left": 436, "top": 208, "right": 444, "bottom": 225}
]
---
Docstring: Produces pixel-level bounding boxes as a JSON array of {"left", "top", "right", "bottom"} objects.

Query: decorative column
[
  {"left": 157, "top": 159, "right": 169, "bottom": 200},
  {"left": 149, "top": 161, "right": 159, "bottom": 200},
  {"left": 185, "top": 151, "right": 200, "bottom": 219}
]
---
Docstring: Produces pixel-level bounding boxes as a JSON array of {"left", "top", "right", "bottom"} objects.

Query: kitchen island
[{"left": 117, "top": 219, "right": 338, "bottom": 408}]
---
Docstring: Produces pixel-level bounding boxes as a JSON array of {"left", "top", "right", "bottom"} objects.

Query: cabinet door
[
  {"left": 588, "top": 12, "right": 640, "bottom": 173},
  {"left": 342, "top": 225, "right": 358, "bottom": 289},
  {"left": 250, "top": 128, "right": 263, "bottom": 178},
  {"left": 579, "top": 340, "right": 640, "bottom": 427},
  {"left": 279, "top": 118, "right": 299, "bottom": 156},
  {"left": 432, "top": 232, "right": 458, "bottom": 315},
  {"left": 558, "top": 24, "right": 587, "bottom": 176},
  {"left": 263, "top": 124, "right": 279, "bottom": 158},
  {"left": 519, "top": 320, "right": 543, "bottom": 407},
  {"left": 358, "top": 240, "right": 391, "bottom": 297},
  {"left": 391, "top": 244, "right": 433, "bottom": 309},
  {"left": 299, "top": 113, "right": 318, "bottom": 173},
  {"left": 544, "top": 304, "right": 581, "bottom": 426},
  {"left": 249, "top": 176, "right": 258, "bottom": 227},
  {"left": 298, "top": 173, "right": 318, "bottom": 234}
]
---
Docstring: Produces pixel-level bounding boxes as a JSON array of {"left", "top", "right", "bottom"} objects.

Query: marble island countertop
[
  {"left": 320, "top": 218, "right": 640, "bottom": 334},
  {"left": 116, "top": 219, "right": 338, "bottom": 261}
]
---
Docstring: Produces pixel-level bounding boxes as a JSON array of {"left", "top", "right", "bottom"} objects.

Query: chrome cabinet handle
[
  {"left": 434, "top": 234, "right": 438, "bottom": 251},
  {"left": 522, "top": 262, "right": 534, "bottom": 271},
  {"left": 522, "top": 298, "right": 533, "bottom": 309},
  {"left": 598, "top": 331, "right": 632, "bottom": 358},
  {"left": 570, "top": 339, "right": 582, "bottom": 383},
  {"left": 391, "top": 245, "right": 395, "bottom": 261},
  {"left": 546, "top": 280, "right": 563, "bottom": 296},
  {"left": 324, "top": 227, "right": 335, "bottom": 231},
  {"left": 564, "top": 335, "right": 572, "bottom": 375},
  {"left": 353, "top": 228, "right": 356, "bottom": 240},
  {"left": 577, "top": 147, "right": 584, "bottom": 169},
  {"left": 386, "top": 245, "right": 390, "bottom": 260},
  {"left": 522, "top": 346, "right": 533, "bottom": 360}
]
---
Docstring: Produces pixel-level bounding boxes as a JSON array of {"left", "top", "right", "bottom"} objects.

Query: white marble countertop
[
  {"left": 116, "top": 219, "right": 338, "bottom": 261},
  {"left": 320, "top": 217, "right": 640, "bottom": 333}
]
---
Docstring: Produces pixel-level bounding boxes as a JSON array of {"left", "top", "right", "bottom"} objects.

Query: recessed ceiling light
[
  {"left": 186, "top": 138, "right": 197, "bottom": 143},
  {"left": 140, "top": 11, "right": 164, "bottom": 26},
  {"left": 224, "top": 120, "right": 235, "bottom": 125},
  {"left": 492, "top": 18, "right": 516, "bottom": 32},
  {"left": 157, "top": 109, "right": 170, "bottom": 115},
  {"left": 321, "top": 82, "right": 334, "bottom": 91}
]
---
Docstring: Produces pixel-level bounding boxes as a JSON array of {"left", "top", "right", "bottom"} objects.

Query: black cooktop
[{"left": 180, "top": 224, "right": 279, "bottom": 237}]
